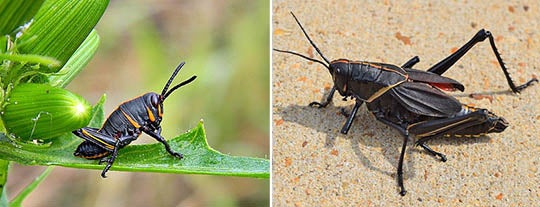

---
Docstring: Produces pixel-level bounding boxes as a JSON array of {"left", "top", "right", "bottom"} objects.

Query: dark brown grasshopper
[{"left": 274, "top": 12, "right": 537, "bottom": 196}]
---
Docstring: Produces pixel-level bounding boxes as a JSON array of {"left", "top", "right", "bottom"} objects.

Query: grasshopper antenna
[
  {"left": 161, "top": 61, "right": 197, "bottom": 100},
  {"left": 273, "top": 12, "right": 332, "bottom": 70}
]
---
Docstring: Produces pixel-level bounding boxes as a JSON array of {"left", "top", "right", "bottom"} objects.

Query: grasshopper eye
[{"left": 150, "top": 94, "right": 160, "bottom": 107}]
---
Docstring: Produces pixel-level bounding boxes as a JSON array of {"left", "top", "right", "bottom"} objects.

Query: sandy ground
[{"left": 272, "top": 1, "right": 540, "bottom": 206}]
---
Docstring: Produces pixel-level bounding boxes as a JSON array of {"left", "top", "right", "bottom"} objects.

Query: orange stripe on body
[
  {"left": 79, "top": 151, "right": 110, "bottom": 159},
  {"left": 146, "top": 106, "right": 155, "bottom": 122},
  {"left": 121, "top": 109, "right": 141, "bottom": 128}
]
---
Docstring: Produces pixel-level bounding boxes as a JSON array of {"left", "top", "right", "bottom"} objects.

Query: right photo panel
[{"left": 272, "top": 1, "right": 539, "bottom": 206}]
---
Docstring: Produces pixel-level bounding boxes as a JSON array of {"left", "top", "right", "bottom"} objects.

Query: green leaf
[
  {"left": 0, "top": 0, "right": 44, "bottom": 35},
  {"left": 0, "top": 93, "right": 269, "bottom": 178},
  {"left": 9, "top": 166, "right": 53, "bottom": 207},
  {"left": 1, "top": 187, "right": 7, "bottom": 207},
  {"left": 0, "top": 159, "right": 8, "bottom": 205},
  {"left": 0, "top": 0, "right": 107, "bottom": 88},
  {"left": 16, "top": 0, "right": 109, "bottom": 71},
  {"left": 0, "top": 122, "right": 268, "bottom": 178},
  {"left": 0, "top": 53, "right": 60, "bottom": 68},
  {"left": 87, "top": 94, "right": 106, "bottom": 129},
  {"left": 49, "top": 30, "right": 100, "bottom": 87}
]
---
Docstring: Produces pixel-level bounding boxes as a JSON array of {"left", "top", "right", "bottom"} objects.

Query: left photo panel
[{"left": 0, "top": 1, "right": 270, "bottom": 206}]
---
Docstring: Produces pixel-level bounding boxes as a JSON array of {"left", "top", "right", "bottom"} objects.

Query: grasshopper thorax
[{"left": 143, "top": 92, "right": 164, "bottom": 129}]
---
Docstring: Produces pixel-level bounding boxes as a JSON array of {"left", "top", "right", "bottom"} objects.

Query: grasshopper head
[{"left": 329, "top": 59, "right": 352, "bottom": 96}]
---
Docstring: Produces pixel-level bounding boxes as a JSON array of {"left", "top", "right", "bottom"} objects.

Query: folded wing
[{"left": 389, "top": 82, "right": 462, "bottom": 117}]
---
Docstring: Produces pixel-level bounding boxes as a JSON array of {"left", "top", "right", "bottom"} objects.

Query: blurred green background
[{"left": 6, "top": 0, "right": 269, "bottom": 206}]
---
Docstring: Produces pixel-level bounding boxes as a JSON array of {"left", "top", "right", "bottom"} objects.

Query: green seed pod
[{"left": 2, "top": 83, "right": 92, "bottom": 141}]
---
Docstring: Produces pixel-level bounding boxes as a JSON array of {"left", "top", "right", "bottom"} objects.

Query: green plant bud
[{"left": 2, "top": 83, "right": 92, "bottom": 141}]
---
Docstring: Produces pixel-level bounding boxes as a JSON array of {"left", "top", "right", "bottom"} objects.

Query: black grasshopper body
[
  {"left": 72, "top": 62, "right": 196, "bottom": 177},
  {"left": 274, "top": 12, "right": 537, "bottom": 196}
]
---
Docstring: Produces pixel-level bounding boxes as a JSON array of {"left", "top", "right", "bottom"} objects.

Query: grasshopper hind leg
[
  {"left": 411, "top": 108, "right": 507, "bottom": 161},
  {"left": 427, "top": 29, "right": 538, "bottom": 93},
  {"left": 98, "top": 139, "right": 121, "bottom": 178},
  {"left": 416, "top": 142, "right": 447, "bottom": 162}
]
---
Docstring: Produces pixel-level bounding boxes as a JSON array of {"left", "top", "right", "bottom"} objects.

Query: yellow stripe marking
[
  {"left": 121, "top": 110, "right": 141, "bottom": 128},
  {"left": 366, "top": 78, "right": 407, "bottom": 103},
  {"left": 146, "top": 106, "right": 155, "bottom": 122},
  {"left": 81, "top": 129, "right": 114, "bottom": 149},
  {"left": 416, "top": 118, "right": 473, "bottom": 137},
  {"left": 451, "top": 134, "right": 483, "bottom": 138}
]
